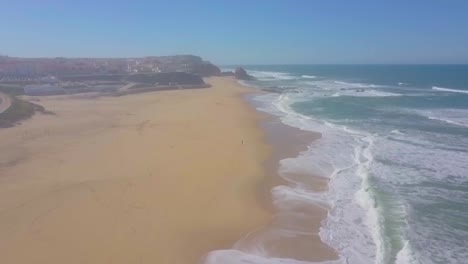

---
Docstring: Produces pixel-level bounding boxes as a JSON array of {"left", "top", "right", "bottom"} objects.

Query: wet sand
[
  {"left": 232, "top": 108, "right": 338, "bottom": 262},
  {"left": 0, "top": 77, "right": 270, "bottom": 264}
]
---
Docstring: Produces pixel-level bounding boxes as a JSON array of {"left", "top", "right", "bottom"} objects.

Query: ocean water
[{"left": 209, "top": 65, "right": 468, "bottom": 264}]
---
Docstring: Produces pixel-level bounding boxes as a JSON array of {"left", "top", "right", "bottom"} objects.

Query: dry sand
[{"left": 0, "top": 77, "right": 271, "bottom": 264}]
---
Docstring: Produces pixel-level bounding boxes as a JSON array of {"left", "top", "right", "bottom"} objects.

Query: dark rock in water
[
  {"left": 125, "top": 72, "right": 205, "bottom": 85},
  {"left": 262, "top": 85, "right": 298, "bottom": 94},
  {"left": 234, "top": 67, "right": 254, "bottom": 80},
  {"left": 262, "top": 87, "right": 282, "bottom": 93}
]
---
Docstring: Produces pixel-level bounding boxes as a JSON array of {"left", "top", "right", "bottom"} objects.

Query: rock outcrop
[
  {"left": 153, "top": 55, "right": 220, "bottom": 77},
  {"left": 234, "top": 67, "right": 254, "bottom": 80},
  {"left": 188, "top": 62, "right": 221, "bottom": 77}
]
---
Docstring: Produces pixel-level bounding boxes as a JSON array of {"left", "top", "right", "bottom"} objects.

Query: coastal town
[
  {"left": 0, "top": 55, "right": 222, "bottom": 93},
  {"left": 0, "top": 55, "right": 221, "bottom": 79}
]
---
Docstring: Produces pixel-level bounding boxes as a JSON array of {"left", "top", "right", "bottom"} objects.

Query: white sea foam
[
  {"left": 412, "top": 109, "right": 468, "bottom": 128},
  {"left": 371, "top": 127, "right": 468, "bottom": 263},
  {"left": 381, "top": 132, "right": 468, "bottom": 180},
  {"left": 432, "top": 86, "right": 468, "bottom": 94},
  {"left": 353, "top": 135, "right": 390, "bottom": 263},
  {"left": 334, "top": 81, "right": 379, "bottom": 88},
  {"left": 391, "top": 130, "right": 405, "bottom": 135},
  {"left": 428, "top": 116, "right": 468, "bottom": 127},
  {"left": 252, "top": 92, "right": 383, "bottom": 263},
  {"left": 249, "top": 70, "right": 297, "bottom": 81},
  {"left": 302, "top": 75, "right": 317, "bottom": 79},
  {"left": 204, "top": 249, "right": 341, "bottom": 264},
  {"left": 301, "top": 80, "right": 402, "bottom": 97},
  {"left": 220, "top": 68, "right": 297, "bottom": 81},
  {"left": 252, "top": 87, "right": 442, "bottom": 264},
  {"left": 395, "top": 241, "right": 420, "bottom": 264},
  {"left": 299, "top": 79, "right": 401, "bottom": 97},
  {"left": 359, "top": 90, "right": 402, "bottom": 97},
  {"left": 323, "top": 90, "right": 401, "bottom": 97},
  {"left": 271, "top": 185, "right": 329, "bottom": 211}
]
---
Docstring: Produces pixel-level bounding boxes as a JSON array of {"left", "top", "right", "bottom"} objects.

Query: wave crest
[{"left": 432, "top": 86, "right": 468, "bottom": 94}]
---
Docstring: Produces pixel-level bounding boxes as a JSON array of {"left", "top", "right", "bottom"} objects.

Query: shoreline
[{"left": 230, "top": 86, "right": 338, "bottom": 262}]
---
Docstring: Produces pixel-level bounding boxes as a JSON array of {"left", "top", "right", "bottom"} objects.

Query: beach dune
[{"left": 0, "top": 77, "right": 270, "bottom": 264}]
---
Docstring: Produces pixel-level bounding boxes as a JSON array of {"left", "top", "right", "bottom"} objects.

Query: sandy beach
[{"left": 0, "top": 77, "right": 271, "bottom": 264}]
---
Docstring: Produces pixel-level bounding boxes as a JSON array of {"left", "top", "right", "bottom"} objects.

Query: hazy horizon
[{"left": 1, "top": 0, "right": 468, "bottom": 64}]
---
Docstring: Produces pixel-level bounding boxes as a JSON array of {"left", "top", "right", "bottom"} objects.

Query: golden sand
[{"left": 0, "top": 77, "right": 270, "bottom": 264}]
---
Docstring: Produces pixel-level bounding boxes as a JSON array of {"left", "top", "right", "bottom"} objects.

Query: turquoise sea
[{"left": 224, "top": 65, "right": 468, "bottom": 264}]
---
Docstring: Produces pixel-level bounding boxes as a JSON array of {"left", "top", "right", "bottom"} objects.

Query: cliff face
[
  {"left": 151, "top": 55, "right": 220, "bottom": 77},
  {"left": 188, "top": 63, "right": 221, "bottom": 77},
  {"left": 153, "top": 55, "right": 203, "bottom": 65}
]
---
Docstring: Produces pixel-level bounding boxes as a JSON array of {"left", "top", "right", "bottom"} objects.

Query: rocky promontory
[
  {"left": 234, "top": 67, "right": 255, "bottom": 80},
  {"left": 188, "top": 62, "right": 221, "bottom": 77}
]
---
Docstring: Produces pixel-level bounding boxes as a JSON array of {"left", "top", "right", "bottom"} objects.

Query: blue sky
[{"left": 1, "top": 0, "right": 468, "bottom": 64}]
